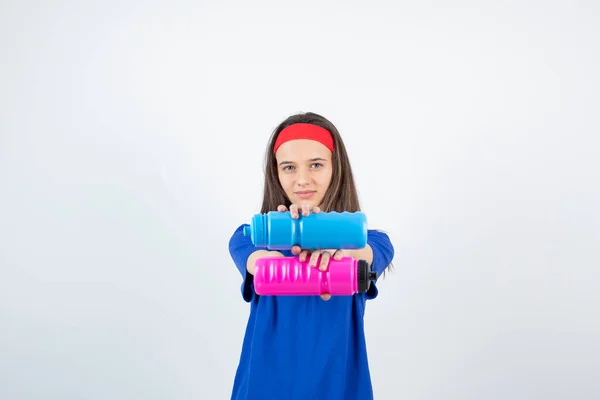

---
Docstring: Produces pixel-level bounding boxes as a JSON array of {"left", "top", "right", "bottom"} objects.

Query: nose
[{"left": 296, "top": 167, "right": 310, "bottom": 186}]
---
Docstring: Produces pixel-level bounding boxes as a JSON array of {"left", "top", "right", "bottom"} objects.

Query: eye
[
  {"left": 310, "top": 163, "right": 323, "bottom": 169},
  {"left": 282, "top": 165, "right": 295, "bottom": 171}
]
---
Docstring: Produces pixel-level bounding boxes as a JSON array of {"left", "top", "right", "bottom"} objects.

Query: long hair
[
  {"left": 259, "top": 111, "right": 393, "bottom": 276},
  {"left": 260, "top": 112, "right": 359, "bottom": 213}
]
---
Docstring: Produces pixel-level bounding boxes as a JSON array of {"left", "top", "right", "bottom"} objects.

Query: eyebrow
[{"left": 278, "top": 157, "right": 328, "bottom": 166}]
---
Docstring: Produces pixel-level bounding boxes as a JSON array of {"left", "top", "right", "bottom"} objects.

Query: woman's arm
[
  {"left": 229, "top": 225, "right": 286, "bottom": 302},
  {"left": 352, "top": 230, "right": 394, "bottom": 276},
  {"left": 245, "top": 249, "right": 284, "bottom": 275},
  {"left": 349, "top": 245, "right": 374, "bottom": 266}
]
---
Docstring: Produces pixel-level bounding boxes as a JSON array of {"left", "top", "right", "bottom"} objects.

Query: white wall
[{"left": 1, "top": 1, "right": 598, "bottom": 399}]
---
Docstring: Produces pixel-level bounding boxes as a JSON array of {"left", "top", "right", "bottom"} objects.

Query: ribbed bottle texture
[
  {"left": 244, "top": 211, "right": 367, "bottom": 250},
  {"left": 254, "top": 256, "right": 360, "bottom": 296}
]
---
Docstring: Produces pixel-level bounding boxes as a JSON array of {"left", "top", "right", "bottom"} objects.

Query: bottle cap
[
  {"left": 357, "top": 260, "right": 377, "bottom": 293},
  {"left": 245, "top": 214, "right": 267, "bottom": 247}
]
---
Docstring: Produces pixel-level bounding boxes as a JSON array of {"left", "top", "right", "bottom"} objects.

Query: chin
[{"left": 292, "top": 197, "right": 319, "bottom": 208}]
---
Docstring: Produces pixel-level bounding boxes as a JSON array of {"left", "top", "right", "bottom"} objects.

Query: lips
[{"left": 295, "top": 191, "right": 316, "bottom": 199}]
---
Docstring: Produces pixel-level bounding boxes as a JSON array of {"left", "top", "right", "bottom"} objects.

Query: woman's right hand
[
  {"left": 277, "top": 203, "right": 320, "bottom": 219},
  {"left": 277, "top": 203, "right": 320, "bottom": 256},
  {"left": 276, "top": 203, "right": 333, "bottom": 301}
]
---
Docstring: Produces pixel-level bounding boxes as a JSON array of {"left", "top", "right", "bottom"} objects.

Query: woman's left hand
[
  {"left": 297, "top": 248, "right": 347, "bottom": 301},
  {"left": 298, "top": 248, "right": 345, "bottom": 270},
  {"left": 277, "top": 203, "right": 347, "bottom": 301}
]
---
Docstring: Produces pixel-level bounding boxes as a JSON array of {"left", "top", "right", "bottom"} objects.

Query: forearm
[
  {"left": 349, "top": 244, "right": 374, "bottom": 265},
  {"left": 246, "top": 250, "right": 285, "bottom": 275}
]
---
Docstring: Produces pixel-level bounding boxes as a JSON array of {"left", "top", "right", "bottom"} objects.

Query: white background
[{"left": 1, "top": 1, "right": 599, "bottom": 399}]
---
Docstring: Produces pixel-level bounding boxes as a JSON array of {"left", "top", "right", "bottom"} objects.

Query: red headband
[{"left": 273, "top": 123, "right": 334, "bottom": 153}]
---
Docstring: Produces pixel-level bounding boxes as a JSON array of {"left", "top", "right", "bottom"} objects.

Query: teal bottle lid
[{"left": 243, "top": 214, "right": 267, "bottom": 247}]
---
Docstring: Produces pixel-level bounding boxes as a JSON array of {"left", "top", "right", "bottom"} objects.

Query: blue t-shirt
[{"left": 228, "top": 224, "right": 395, "bottom": 400}]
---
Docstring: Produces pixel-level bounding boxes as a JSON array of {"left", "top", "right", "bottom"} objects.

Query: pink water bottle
[{"left": 253, "top": 256, "right": 377, "bottom": 296}]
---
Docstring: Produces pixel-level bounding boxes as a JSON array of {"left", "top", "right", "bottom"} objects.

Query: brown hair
[
  {"left": 260, "top": 112, "right": 360, "bottom": 213},
  {"left": 260, "top": 112, "right": 393, "bottom": 277}
]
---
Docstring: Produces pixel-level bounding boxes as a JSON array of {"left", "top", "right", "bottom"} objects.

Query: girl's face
[{"left": 275, "top": 139, "right": 333, "bottom": 208}]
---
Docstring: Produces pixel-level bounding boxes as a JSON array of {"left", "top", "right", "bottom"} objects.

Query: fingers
[
  {"left": 281, "top": 203, "right": 319, "bottom": 219},
  {"left": 297, "top": 248, "right": 334, "bottom": 300},
  {"left": 308, "top": 250, "right": 320, "bottom": 268},
  {"left": 333, "top": 249, "right": 344, "bottom": 260},
  {"left": 289, "top": 204, "right": 299, "bottom": 219},
  {"left": 299, "top": 249, "right": 310, "bottom": 261},
  {"left": 305, "top": 205, "right": 320, "bottom": 215},
  {"left": 305, "top": 249, "right": 341, "bottom": 269},
  {"left": 275, "top": 203, "right": 333, "bottom": 303},
  {"left": 300, "top": 203, "right": 316, "bottom": 217},
  {"left": 318, "top": 251, "right": 331, "bottom": 271},
  {"left": 300, "top": 203, "right": 311, "bottom": 216},
  {"left": 307, "top": 250, "right": 331, "bottom": 271}
]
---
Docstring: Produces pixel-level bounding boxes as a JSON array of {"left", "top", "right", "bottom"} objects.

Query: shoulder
[
  {"left": 230, "top": 223, "right": 249, "bottom": 237},
  {"left": 367, "top": 229, "right": 391, "bottom": 239},
  {"left": 367, "top": 229, "right": 393, "bottom": 248},
  {"left": 231, "top": 223, "right": 248, "bottom": 236},
  {"left": 366, "top": 229, "right": 395, "bottom": 262},
  {"left": 229, "top": 224, "right": 252, "bottom": 251}
]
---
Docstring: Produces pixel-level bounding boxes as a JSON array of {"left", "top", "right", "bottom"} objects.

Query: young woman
[{"left": 228, "top": 112, "right": 395, "bottom": 399}]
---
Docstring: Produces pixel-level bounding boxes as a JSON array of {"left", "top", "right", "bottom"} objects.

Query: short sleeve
[
  {"left": 228, "top": 224, "right": 259, "bottom": 302},
  {"left": 365, "top": 230, "right": 395, "bottom": 300}
]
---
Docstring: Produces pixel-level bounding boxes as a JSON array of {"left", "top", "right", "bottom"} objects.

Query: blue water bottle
[{"left": 243, "top": 211, "right": 367, "bottom": 250}]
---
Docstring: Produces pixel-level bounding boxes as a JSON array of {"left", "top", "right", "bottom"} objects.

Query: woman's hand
[
  {"left": 277, "top": 203, "right": 320, "bottom": 219},
  {"left": 277, "top": 203, "right": 345, "bottom": 301},
  {"left": 277, "top": 203, "right": 320, "bottom": 256},
  {"left": 305, "top": 248, "right": 346, "bottom": 301}
]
